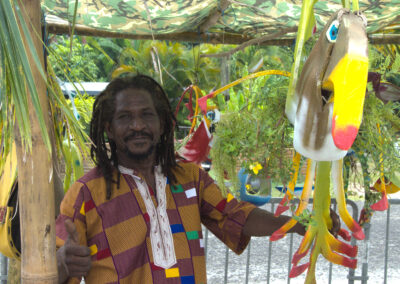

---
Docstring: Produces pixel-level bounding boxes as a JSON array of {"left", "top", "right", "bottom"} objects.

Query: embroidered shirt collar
[
  {"left": 118, "top": 165, "right": 143, "bottom": 180},
  {"left": 118, "top": 164, "right": 176, "bottom": 269}
]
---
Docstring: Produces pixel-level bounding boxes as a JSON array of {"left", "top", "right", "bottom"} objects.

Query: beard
[
  {"left": 121, "top": 131, "right": 156, "bottom": 161},
  {"left": 123, "top": 144, "right": 156, "bottom": 161}
]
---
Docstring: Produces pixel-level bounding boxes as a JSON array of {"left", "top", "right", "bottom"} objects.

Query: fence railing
[
  {"left": 0, "top": 198, "right": 399, "bottom": 283},
  {"left": 0, "top": 254, "right": 7, "bottom": 284},
  {"left": 203, "top": 198, "right": 400, "bottom": 284}
]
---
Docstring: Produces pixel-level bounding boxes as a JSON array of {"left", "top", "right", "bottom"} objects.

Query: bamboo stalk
[
  {"left": 14, "top": 0, "right": 57, "bottom": 283},
  {"left": 45, "top": 19, "right": 400, "bottom": 45},
  {"left": 46, "top": 20, "right": 258, "bottom": 45},
  {"left": 200, "top": 27, "right": 297, "bottom": 58},
  {"left": 368, "top": 34, "right": 400, "bottom": 45}
]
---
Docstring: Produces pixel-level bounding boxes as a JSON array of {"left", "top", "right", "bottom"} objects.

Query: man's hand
[
  {"left": 57, "top": 219, "right": 91, "bottom": 284},
  {"left": 292, "top": 208, "right": 341, "bottom": 237},
  {"left": 329, "top": 208, "right": 341, "bottom": 238}
]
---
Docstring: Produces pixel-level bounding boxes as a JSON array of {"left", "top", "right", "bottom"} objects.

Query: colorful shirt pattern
[{"left": 56, "top": 162, "right": 256, "bottom": 283}]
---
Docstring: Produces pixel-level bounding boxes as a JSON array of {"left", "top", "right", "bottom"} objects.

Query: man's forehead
[
  {"left": 115, "top": 88, "right": 155, "bottom": 107},
  {"left": 114, "top": 88, "right": 158, "bottom": 114}
]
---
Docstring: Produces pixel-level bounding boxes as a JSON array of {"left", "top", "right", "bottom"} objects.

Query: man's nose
[{"left": 129, "top": 117, "right": 145, "bottom": 130}]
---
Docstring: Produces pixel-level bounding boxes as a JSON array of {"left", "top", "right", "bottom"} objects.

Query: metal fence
[
  {"left": 0, "top": 254, "right": 7, "bottom": 284},
  {"left": 203, "top": 198, "right": 400, "bottom": 284},
  {"left": 0, "top": 198, "right": 399, "bottom": 283}
]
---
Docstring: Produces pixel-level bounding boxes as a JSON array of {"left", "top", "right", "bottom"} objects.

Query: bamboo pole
[
  {"left": 14, "top": 0, "right": 57, "bottom": 283},
  {"left": 46, "top": 20, "right": 259, "bottom": 45},
  {"left": 45, "top": 19, "right": 400, "bottom": 46},
  {"left": 200, "top": 27, "right": 297, "bottom": 58}
]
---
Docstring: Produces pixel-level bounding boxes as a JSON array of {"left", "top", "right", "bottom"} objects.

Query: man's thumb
[{"left": 64, "top": 219, "right": 79, "bottom": 244}]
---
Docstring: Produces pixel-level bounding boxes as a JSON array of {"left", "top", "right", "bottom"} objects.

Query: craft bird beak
[{"left": 322, "top": 12, "right": 368, "bottom": 150}]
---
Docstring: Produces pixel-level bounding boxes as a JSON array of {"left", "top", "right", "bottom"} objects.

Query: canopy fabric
[{"left": 42, "top": 0, "right": 400, "bottom": 41}]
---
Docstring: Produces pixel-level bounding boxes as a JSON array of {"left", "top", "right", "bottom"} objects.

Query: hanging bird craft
[
  {"left": 176, "top": 85, "right": 215, "bottom": 164},
  {"left": 272, "top": 9, "right": 369, "bottom": 283}
]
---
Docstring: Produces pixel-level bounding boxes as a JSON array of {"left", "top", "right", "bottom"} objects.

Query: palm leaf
[
  {"left": 85, "top": 37, "right": 116, "bottom": 65},
  {"left": 1, "top": 1, "right": 90, "bottom": 185},
  {"left": 46, "top": 63, "right": 90, "bottom": 157},
  {"left": 0, "top": 5, "right": 31, "bottom": 150},
  {"left": 0, "top": 0, "right": 51, "bottom": 153},
  {"left": 69, "top": 0, "right": 79, "bottom": 56}
]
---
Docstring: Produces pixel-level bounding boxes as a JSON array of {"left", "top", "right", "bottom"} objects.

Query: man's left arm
[
  {"left": 243, "top": 207, "right": 304, "bottom": 237},
  {"left": 243, "top": 207, "right": 340, "bottom": 237}
]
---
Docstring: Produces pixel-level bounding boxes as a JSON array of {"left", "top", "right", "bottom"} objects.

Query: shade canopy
[{"left": 42, "top": 0, "right": 400, "bottom": 45}]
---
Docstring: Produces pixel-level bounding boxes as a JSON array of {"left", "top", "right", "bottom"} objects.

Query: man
[{"left": 55, "top": 74, "right": 325, "bottom": 283}]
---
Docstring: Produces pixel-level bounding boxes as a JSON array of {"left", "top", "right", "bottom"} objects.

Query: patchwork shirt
[{"left": 56, "top": 162, "right": 256, "bottom": 283}]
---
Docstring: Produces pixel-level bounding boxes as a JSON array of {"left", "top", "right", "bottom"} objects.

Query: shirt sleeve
[
  {"left": 197, "top": 167, "right": 256, "bottom": 255},
  {"left": 55, "top": 181, "right": 88, "bottom": 284}
]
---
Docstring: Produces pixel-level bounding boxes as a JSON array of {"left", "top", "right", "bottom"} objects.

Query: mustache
[{"left": 123, "top": 131, "right": 153, "bottom": 142}]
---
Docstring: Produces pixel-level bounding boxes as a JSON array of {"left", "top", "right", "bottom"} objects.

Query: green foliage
[
  {"left": 48, "top": 36, "right": 107, "bottom": 82},
  {"left": 0, "top": 2, "right": 90, "bottom": 194},
  {"left": 369, "top": 45, "right": 399, "bottom": 80},
  {"left": 292, "top": 208, "right": 316, "bottom": 227},
  {"left": 210, "top": 63, "right": 294, "bottom": 195},
  {"left": 62, "top": 139, "right": 84, "bottom": 192},
  {"left": 352, "top": 49, "right": 400, "bottom": 182},
  {"left": 46, "top": 63, "right": 90, "bottom": 193},
  {"left": 332, "top": 50, "right": 400, "bottom": 220},
  {"left": 0, "top": 0, "right": 51, "bottom": 153},
  {"left": 230, "top": 45, "right": 294, "bottom": 85},
  {"left": 353, "top": 94, "right": 400, "bottom": 177},
  {"left": 70, "top": 95, "right": 95, "bottom": 137}
]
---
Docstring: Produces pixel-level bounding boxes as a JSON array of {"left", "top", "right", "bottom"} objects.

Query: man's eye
[{"left": 118, "top": 114, "right": 130, "bottom": 120}]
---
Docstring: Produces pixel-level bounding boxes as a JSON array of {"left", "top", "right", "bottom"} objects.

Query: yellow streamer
[
  {"left": 377, "top": 123, "right": 386, "bottom": 193},
  {"left": 209, "top": 70, "right": 291, "bottom": 99}
]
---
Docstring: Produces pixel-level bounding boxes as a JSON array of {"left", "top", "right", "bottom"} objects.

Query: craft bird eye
[
  {"left": 326, "top": 20, "right": 340, "bottom": 42},
  {"left": 206, "top": 109, "right": 221, "bottom": 123}
]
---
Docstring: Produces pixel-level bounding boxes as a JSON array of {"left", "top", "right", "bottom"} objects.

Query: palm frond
[
  {"left": 1, "top": 1, "right": 90, "bottom": 183},
  {"left": 0, "top": 0, "right": 51, "bottom": 153}
]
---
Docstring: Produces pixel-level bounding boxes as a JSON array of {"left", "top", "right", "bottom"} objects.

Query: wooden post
[{"left": 14, "top": 0, "right": 58, "bottom": 283}]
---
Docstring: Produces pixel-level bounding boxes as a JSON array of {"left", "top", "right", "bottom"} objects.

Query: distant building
[{"left": 59, "top": 81, "right": 109, "bottom": 98}]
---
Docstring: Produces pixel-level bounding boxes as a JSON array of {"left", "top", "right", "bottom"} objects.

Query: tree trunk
[{"left": 14, "top": 0, "right": 57, "bottom": 283}]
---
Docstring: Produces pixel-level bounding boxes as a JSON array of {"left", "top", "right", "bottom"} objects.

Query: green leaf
[{"left": 2, "top": 0, "right": 51, "bottom": 153}]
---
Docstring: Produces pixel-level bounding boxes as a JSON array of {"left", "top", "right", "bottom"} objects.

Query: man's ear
[{"left": 105, "top": 122, "right": 114, "bottom": 140}]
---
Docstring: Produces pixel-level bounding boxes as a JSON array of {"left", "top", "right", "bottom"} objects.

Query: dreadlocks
[{"left": 90, "top": 74, "right": 179, "bottom": 199}]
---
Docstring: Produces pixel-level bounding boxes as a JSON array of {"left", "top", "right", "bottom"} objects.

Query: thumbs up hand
[{"left": 57, "top": 219, "right": 91, "bottom": 283}]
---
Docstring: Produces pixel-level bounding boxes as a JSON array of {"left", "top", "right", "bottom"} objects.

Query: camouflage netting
[{"left": 42, "top": 0, "right": 400, "bottom": 40}]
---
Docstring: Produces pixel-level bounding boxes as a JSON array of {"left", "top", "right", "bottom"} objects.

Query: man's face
[{"left": 106, "top": 88, "right": 163, "bottom": 165}]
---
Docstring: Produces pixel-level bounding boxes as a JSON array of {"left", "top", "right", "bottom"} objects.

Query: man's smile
[{"left": 124, "top": 132, "right": 153, "bottom": 143}]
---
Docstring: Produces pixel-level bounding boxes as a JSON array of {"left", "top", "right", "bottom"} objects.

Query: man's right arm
[{"left": 56, "top": 181, "right": 92, "bottom": 284}]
